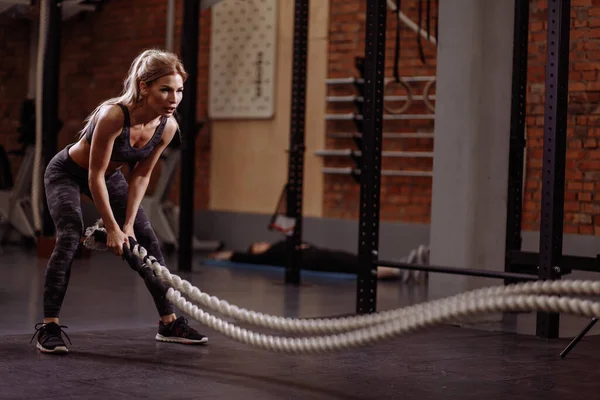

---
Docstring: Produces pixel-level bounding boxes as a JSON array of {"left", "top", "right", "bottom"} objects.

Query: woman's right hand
[{"left": 106, "top": 228, "right": 129, "bottom": 257}]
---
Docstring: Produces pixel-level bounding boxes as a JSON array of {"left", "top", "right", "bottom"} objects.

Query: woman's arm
[
  {"left": 123, "top": 118, "right": 177, "bottom": 233},
  {"left": 88, "top": 105, "right": 125, "bottom": 233}
]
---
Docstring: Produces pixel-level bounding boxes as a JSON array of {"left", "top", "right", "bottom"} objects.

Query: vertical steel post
[
  {"left": 178, "top": 0, "right": 201, "bottom": 272},
  {"left": 504, "top": 0, "right": 529, "bottom": 278},
  {"left": 356, "top": 0, "right": 387, "bottom": 314},
  {"left": 42, "top": 0, "right": 62, "bottom": 237},
  {"left": 537, "top": 0, "right": 571, "bottom": 338},
  {"left": 284, "top": 0, "right": 310, "bottom": 285}
]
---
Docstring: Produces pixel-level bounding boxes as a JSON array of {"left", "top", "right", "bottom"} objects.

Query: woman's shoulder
[
  {"left": 160, "top": 116, "right": 179, "bottom": 140},
  {"left": 95, "top": 104, "right": 125, "bottom": 133},
  {"left": 165, "top": 116, "right": 179, "bottom": 131},
  {"left": 95, "top": 103, "right": 126, "bottom": 129}
]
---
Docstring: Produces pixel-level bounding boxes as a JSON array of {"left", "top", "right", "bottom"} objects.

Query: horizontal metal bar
[
  {"left": 377, "top": 260, "right": 539, "bottom": 281},
  {"left": 315, "top": 149, "right": 433, "bottom": 158},
  {"left": 381, "top": 170, "right": 433, "bottom": 177},
  {"left": 327, "top": 95, "right": 436, "bottom": 103},
  {"left": 325, "top": 113, "right": 359, "bottom": 121},
  {"left": 326, "top": 76, "right": 435, "bottom": 85},
  {"left": 508, "top": 250, "right": 600, "bottom": 273},
  {"left": 328, "top": 132, "right": 435, "bottom": 139},
  {"left": 322, "top": 167, "right": 358, "bottom": 174},
  {"left": 325, "top": 113, "right": 435, "bottom": 121},
  {"left": 322, "top": 167, "right": 432, "bottom": 177},
  {"left": 327, "top": 95, "right": 360, "bottom": 102},
  {"left": 383, "top": 151, "right": 433, "bottom": 158},
  {"left": 384, "top": 114, "right": 434, "bottom": 120},
  {"left": 315, "top": 149, "right": 355, "bottom": 156},
  {"left": 326, "top": 78, "right": 362, "bottom": 85}
]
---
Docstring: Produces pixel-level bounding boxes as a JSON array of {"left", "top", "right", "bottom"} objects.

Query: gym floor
[{"left": 2, "top": 246, "right": 600, "bottom": 399}]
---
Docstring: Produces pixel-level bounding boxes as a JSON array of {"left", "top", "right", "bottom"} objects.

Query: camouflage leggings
[{"left": 43, "top": 144, "right": 175, "bottom": 318}]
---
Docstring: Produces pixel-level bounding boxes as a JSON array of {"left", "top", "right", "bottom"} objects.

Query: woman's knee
[{"left": 54, "top": 224, "right": 83, "bottom": 252}]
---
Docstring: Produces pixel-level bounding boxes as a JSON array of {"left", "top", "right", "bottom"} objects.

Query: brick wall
[
  {"left": 326, "top": 0, "right": 600, "bottom": 236},
  {"left": 325, "top": 0, "right": 438, "bottom": 222},
  {"left": 524, "top": 0, "right": 600, "bottom": 235},
  {"left": 0, "top": 0, "right": 211, "bottom": 210}
]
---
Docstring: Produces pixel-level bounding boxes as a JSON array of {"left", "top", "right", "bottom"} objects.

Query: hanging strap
[
  {"left": 426, "top": 0, "right": 431, "bottom": 40},
  {"left": 393, "top": 0, "right": 401, "bottom": 82},
  {"left": 417, "top": 0, "right": 426, "bottom": 64},
  {"left": 434, "top": 0, "right": 439, "bottom": 47}
]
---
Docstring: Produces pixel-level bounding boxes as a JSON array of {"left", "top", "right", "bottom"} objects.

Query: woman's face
[{"left": 143, "top": 73, "right": 184, "bottom": 118}]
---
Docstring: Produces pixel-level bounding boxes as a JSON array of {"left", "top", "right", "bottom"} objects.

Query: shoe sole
[
  {"left": 155, "top": 333, "right": 208, "bottom": 345},
  {"left": 36, "top": 342, "right": 68, "bottom": 354}
]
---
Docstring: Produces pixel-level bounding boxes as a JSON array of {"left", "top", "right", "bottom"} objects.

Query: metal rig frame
[{"left": 355, "top": 0, "right": 596, "bottom": 343}]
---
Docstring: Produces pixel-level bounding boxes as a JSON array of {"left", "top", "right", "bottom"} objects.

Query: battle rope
[{"left": 83, "top": 222, "right": 600, "bottom": 353}]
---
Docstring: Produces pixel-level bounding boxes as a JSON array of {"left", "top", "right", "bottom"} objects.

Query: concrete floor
[{"left": 2, "top": 245, "right": 600, "bottom": 399}]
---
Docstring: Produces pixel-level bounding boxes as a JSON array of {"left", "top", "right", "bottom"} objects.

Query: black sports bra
[{"left": 84, "top": 103, "right": 166, "bottom": 164}]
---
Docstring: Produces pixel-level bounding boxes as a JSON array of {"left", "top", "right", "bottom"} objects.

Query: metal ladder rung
[
  {"left": 325, "top": 113, "right": 435, "bottom": 121},
  {"left": 315, "top": 149, "right": 433, "bottom": 158},
  {"left": 327, "top": 95, "right": 436, "bottom": 103},
  {"left": 328, "top": 132, "right": 434, "bottom": 139},
  {"left": 322, "top": 167, "right": 432, "bottom": 177},
  {"left": 325, "top": 76, "right": 435, "bottom": 85}
]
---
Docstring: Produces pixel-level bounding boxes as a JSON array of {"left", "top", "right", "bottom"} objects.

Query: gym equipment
[
  {"left": 0, "top": 99, "right": 38, "bottom": 245},
  {"left": 0, "top": 145, "right": 36, "bottom": 245},
  {"left": 140, "top": 147, "right": 222, "bottom": 254},
  {"left": 84, "top": 221, "right": 600, "bottom": 355},
  {"left": 560, "top": 317, "right": 598, "bottom": 358}
]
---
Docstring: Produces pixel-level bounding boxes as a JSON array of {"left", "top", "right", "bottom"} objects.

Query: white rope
[
  {"left": 142, "top": 247, "right": 600, "bottom": 335},
  {"left": 32, "top": 0, "right": 49, "bottom": 234},
  {"left": 82, "top": 222, "right": 600, "bottom": 353},
  {"left": 165, "top": 289, "right": 600, "bottom": 353}
]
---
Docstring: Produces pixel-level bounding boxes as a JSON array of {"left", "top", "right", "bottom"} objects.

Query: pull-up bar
[
  {"left": 315, "top": 149, "right": 433, "bottom": 158},
  {"left": 325, "top": 113, "right": 435, "bottom": 121},
  {"left": 323, "top": 167, "right": 432, "bottom": 178},
  {"left": 327, "top": 132, "right": 434, "bottom": 139}
]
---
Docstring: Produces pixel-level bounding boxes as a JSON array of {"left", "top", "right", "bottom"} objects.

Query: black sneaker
[
  {"left": 155, "top": 317, "right": 208, "bottom": 345},
  {"left": 30, "top": 322, "right": 71, "bottom": 354}
]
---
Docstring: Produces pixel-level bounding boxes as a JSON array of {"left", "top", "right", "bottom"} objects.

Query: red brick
[
  {"left": 565, "top": 202, "right": 581, "bottom": 212},
  {"left": 567, "top": 181, "right": 584, "bottom": 191},
  {"left": 584, "top": 138, "right": 599, "bottom": 148},
  {"left": 578, "top": 192, "right": 593, "bottom": 202}
]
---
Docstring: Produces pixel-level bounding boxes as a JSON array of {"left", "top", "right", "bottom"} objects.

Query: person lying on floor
[{"left": 208, "top": 240, "right": 402, "bottom": 280}]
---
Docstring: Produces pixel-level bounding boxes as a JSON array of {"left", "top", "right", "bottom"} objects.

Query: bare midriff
[{"left": 67, "top": 137, "right": 128, "bottom": 176}]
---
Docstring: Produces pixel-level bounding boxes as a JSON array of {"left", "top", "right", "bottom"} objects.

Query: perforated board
[{"left": 209, "top": 0, "right": 278, "bottom": 119}]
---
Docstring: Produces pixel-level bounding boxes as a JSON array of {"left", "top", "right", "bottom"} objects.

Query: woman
[{"left": 31, "top": 49, "right": 207, "bottom": 354}]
